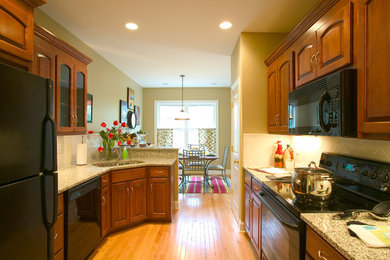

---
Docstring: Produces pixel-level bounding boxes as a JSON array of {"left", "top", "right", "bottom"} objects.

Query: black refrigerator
[{"left": 0, "top": 63, "right": 58, "bottom": 260}]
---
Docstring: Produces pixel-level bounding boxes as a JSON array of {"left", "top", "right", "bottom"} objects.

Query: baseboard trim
[
  {"left": 239, "top": 221, "right": 246, "bottom": 233},
  {"left": 173, "top": 200, "right": 179, "bottom": 209}
]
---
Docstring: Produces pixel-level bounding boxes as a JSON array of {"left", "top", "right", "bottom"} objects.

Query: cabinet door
[
  {"left": 111, "top": 182, "right": 130, "bottom": 229},
  {"left": 316, "top": 1, "right": 352, "bottom": 78},
  {"left": 33, "top": 38, "right": 56, "bottom": 81},
  {"left": 267, "top": 63, "right": 278, "bottom": 133},
  {"left": 251, "top": 193, "right": 262, "bottom": 256},
  {"left": 277, "top": 51, "right": 294, "bottom": 133},
  {"left": 101, "top": 185, "right": 111, "bottom": 237},
  {"left": 244, "top": 184, "right": 252, "bottom": 233},
  {"left": 56, "top": 55, "right": 75, "bottom": 134},
  {"left": 0, "top": 0, "right": 33, "bottom": 68},
  {"left": 357, "top": 0, "right": 390, "bottom": 138},
  {"left": 73, "top": 61, "right": 87, "bottom": 133},
  {"left": 295, "top": 31, "right": 316, "bottom": 87},
  {"left": 148, "top": 178, "right": 170, "bottom": 220},
  {"left": 130, "top": 178, "right": 147, "bottom": 223}
]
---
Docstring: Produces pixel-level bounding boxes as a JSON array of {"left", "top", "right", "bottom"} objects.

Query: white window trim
[{"left": 154, "top": 100, "right": 219, "bottom": 154}]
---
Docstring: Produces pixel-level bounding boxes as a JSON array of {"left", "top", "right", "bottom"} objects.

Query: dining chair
[
  {"left": 180, "top": 149, "right": 211, "bottom": 193},
  {"left": 206, "top": 145, "right": 230, "bottom": 186}
]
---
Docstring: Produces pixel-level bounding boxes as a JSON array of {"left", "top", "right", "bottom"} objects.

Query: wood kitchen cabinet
[
  {"left": 54, "top": 193, "right": 64, "bottom": 260},
  {"left": 295, "top": 0, "right": 352, "bottom": 87},
  {"left": 148, "top": 177, "right": 170, "bottom": 220},
  {"left": 0, "top": 0, "right": 45, "bottom": 70},
  {"left": 356, "top": 0, "right": 390, "bottom": 139},
  {"left": 267, "top": 50, "right": 294, "bottom": 134},
  {"left": 33, "top": 25, "right": 92, "bottom": 135},
  {"left": 101, "top": 175, "right": 111, "bottom": 237},
  {"left": 129, "top": 178, "right": 147, "bottom": 223},
  {"left": 244, "top": 171, "right": 262, "bottom": 257},
  {"left": 306, "top": 226, "right": 345, "bottom": 260},
  {"left": 244, "top": 184, "right": 252, "bottom": 233},
  {"left": 111, "top": 182, "right": 131, "bottom": 229}
]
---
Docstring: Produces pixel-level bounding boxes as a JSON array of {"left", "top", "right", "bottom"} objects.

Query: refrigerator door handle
[
  {"left": 41, "top": 172, "right": 58, "bottom": 260},
  {"left": 42, "top": 79, "right": 57, "bottom": 173}
]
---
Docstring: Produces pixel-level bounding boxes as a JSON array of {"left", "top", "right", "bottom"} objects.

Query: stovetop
[{"left": 259, "top": 153, "right": 390, "bottom": 217}]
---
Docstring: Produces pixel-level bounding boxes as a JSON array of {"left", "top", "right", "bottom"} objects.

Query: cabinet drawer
[
  {"left": 149, "top": 167, "right": 169, "bottom": 178},
  {"left": 245, "top": 171, "right": 252, "bottom": 187},
  {"left": 251, "top": 179, "right": 262, "bottom": 194},
  {"left": 57, "top": 193, "right": 64, "bottom": 215},
  {"left": 306, "top": 226, "right": 345, "bottom": 260},
  {"left": 112, "top": 167, "right": 146, "bottom": 183},
  {"left": 54, "top": 213, "right": 64, "bottom": 253},
  {"left": 101, "top": 173, "right": 110, "bottom": 187}
]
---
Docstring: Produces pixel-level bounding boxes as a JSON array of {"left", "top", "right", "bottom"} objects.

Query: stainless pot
[{"left": 291, "top": 161, "right": 334, "bottom": 202}]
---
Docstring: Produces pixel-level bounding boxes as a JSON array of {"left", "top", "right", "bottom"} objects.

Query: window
[{"left": 155, "top": 101, "right": 218, "bottom": 152}]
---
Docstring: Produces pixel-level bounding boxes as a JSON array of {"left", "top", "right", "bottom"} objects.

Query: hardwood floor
[{"left": 89, "top": 194, "right": 256, "bottom": 260}]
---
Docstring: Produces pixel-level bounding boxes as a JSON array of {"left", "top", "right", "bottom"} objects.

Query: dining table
[{"left": 178, "top": 153, "right": 219, "bottom": 189}]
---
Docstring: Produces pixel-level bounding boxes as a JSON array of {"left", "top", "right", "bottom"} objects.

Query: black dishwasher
[{"left": 66, "top": 177, "right": 101, "bottom": 260}]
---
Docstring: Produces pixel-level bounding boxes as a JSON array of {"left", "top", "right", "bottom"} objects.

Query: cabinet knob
[
  {"left": 54, "top": 233, "right": 58, "bottom": 240},
  {"left": 150, "top": 184, "right": 153, "bottom": 193},
  {"left": 102, "top": 196, "right": 106, "bottom": 206},
  {"left": 126, "top": 187, "right": 130, "bottom": 195},
  {"left": 318, "top": 250, "right": 328, "bottom": 260},
  {"left": 131, "top": 186, "right": 134, "bottom": 193}
]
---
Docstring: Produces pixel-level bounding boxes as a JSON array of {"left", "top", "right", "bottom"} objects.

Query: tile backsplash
[
  {"left": 244, "top": 134, "right": 390, "bottom": 168},
  {"left": 57, "top": 135, "right": 85, "bottom": 170}
]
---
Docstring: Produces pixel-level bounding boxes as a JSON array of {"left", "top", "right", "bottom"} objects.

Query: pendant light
[{"left": 174, "top": 75, "right": 190, "bottom": 120}]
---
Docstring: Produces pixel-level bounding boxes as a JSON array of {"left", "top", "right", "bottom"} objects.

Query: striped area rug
[{"left": 179, "top": 176, "right": 230, "bottom": 194}]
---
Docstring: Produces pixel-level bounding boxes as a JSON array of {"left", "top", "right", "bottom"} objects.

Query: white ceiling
[{"left": 40, "top": 0, "right": 318, "bottom": 88}]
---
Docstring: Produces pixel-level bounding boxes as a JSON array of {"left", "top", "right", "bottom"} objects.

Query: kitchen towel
[{"left": 76, "top": 143, "right": 88, "bottom": 165}]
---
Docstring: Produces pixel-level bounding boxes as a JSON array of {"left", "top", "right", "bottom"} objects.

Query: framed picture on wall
[
  {"left": 134, "top": 105, "right": 140, "bottom": 125},
  {"left": 127, "top": 87, "right": 135, "bottom": 110},
  {"left": 87, "top": 94, "right": 93, "bottom": 123},
  {"left": 119, "top": 100, "right": 128, "bottom": 123}
]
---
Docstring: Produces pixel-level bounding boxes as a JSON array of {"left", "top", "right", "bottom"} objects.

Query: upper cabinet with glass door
[{"left": 33, "top": 25, "right": 92, "bottom": 134}]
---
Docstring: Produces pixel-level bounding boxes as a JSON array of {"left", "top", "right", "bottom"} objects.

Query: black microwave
[{"left": 288, "top": 69, "right": 357, "bottom": 137}]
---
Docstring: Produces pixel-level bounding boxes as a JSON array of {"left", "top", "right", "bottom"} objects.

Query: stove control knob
[
  {"left": 362, "top": 170, "right": 369, "bottom": 176},
  {"left": 379, "top": 170, "right": 389, "bottom": 183},
  {"left": 369, "top": 171, "right": 378, "bottom": 179},
  {"left": 325, "top": 160, "right": 332, "bottom": 167}
]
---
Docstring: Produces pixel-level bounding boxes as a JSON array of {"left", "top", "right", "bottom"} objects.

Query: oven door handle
[
  {"left": 319, "top": 92, "right": 331, "bottom": 133},
  {"left": 258, "top": 192, "right": 300, "bottom": 230}
]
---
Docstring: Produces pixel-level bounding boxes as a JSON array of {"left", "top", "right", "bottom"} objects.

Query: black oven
[
  {"left": 288, "top": 69, "right": 356, "bottom": 136},
  {"left": 258, "top": 187, "right": 305, "bottom": 260}
]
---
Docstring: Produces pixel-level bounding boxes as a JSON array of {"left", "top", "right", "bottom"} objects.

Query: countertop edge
[{"left": 57, "top": 158, "right": 177, "bottom": 193}]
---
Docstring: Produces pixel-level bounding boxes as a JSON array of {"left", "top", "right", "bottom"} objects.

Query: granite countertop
[
  {"left": 243, "top": 166, "right": 273, "bottom": 183},
  {"left": 302, "top": 213, "right": 390, "bottom": 260},
  {"left": 57, "top": 157, "right": 176, "bottom": 193}
]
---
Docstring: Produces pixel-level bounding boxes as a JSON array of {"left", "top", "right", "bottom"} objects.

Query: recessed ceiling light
[
  {"left": 125, "top": 23, "right": 138, "bottom": 30},
  {"left": 219, "top": 21, "right": 232, "bottom": 30}
]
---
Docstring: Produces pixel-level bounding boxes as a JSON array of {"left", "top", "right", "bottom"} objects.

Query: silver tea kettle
[{"left": 291, "top": 161, "right": 334, "bottom": 202}]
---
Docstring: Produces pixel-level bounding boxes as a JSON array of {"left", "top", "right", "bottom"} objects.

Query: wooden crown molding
[
  {"left": 23, "top": 0, "right": 46, "bottom": 8},
  {"left": 34, "top": 24, "right": 93, "bottom": 64},
  {"left": 264, "top": 0, "right": 339, "bottom": 66}
]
